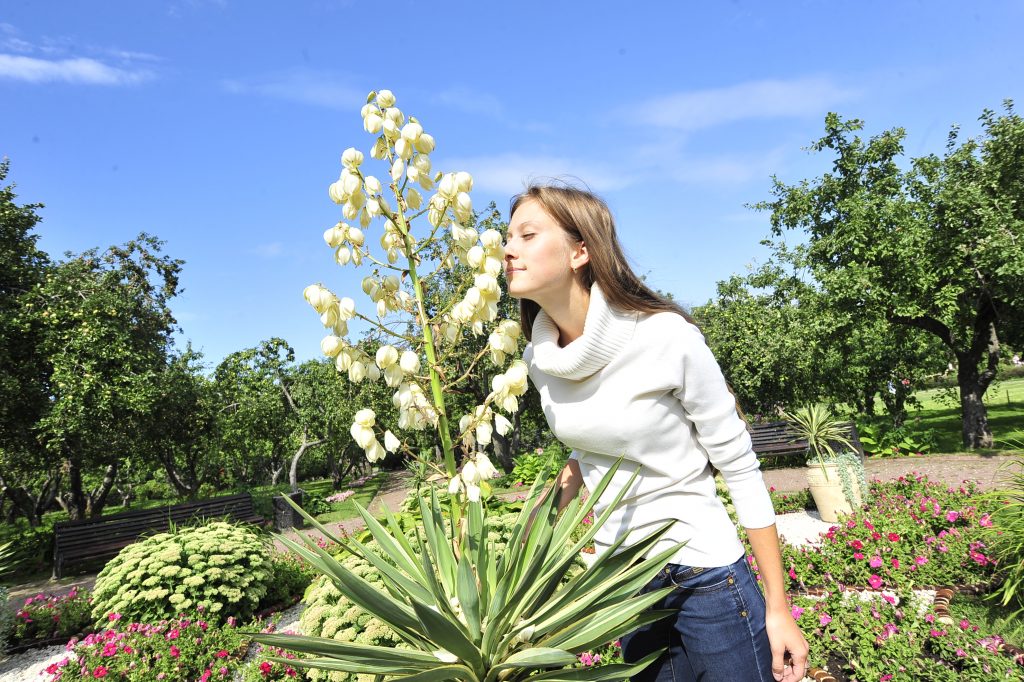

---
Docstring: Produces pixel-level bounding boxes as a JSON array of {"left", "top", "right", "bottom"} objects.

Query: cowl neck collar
[{"left": 529, "top": 283, "right": 638, "bottom": 380}]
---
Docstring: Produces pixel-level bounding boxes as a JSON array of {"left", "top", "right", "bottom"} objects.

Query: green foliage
[
  {"left": 261, "top": 552, "right": 320, "bottom": 611},
  {"left": 982, "top": 456, "right": 1024, "bottom": 617},
  {"left": 0, "top": 586, "right": 11, "bottom": 651},
  {"left": 856, "top": 415, "right": 936, "bottom": 457},
  {"left": 758, "top": 104, "right": 1024, "bottom": 448},
  {"left": 781, "top": 405, "right": 857, "bottom": 467},
  {"left": 499, "top": 443, "right": 568, "bottom": 488},
  {"left": 91, "top": 521, "right": 274, "bottom": 625}
]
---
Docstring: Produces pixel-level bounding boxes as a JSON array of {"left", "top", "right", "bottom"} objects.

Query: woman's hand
[{"left": 765, "top": 608, "right": 809, "bottom": 682}]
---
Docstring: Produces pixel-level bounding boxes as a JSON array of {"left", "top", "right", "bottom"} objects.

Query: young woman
[{"left": 504, "top": 185, "right": 809, "bottom": 682}]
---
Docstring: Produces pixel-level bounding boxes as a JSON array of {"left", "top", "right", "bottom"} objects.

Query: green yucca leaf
[
  {"left": 390, "top": 664, "right": 480, "bottom": 682},
  {"left": 539, "top": 588, "right": 676, "bottom": 651},
  {"left": 529, "top": 649, "right": 664, "bottom": 682},
  {"left": 456, "top": 550, "right": 482, "bottom": 641},
  {"left": 419, "top": 489, "right": 458, "bottom": 594},
  {"left": 411, "top": 597, "right": 484, "bottom": 670},
  {"left": 356, "top": 501, "right": 427, "bottom": 582},
  {"left": 253, "top": 634, "right": 438, "bottom": 669},
  {"left": 493, "top": 647, "right": 578, "bottom": 671}
]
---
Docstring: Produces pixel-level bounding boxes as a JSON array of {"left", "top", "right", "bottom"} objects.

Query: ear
[{"left": 569, "top": 240, "right": 589, "bottom": 271}]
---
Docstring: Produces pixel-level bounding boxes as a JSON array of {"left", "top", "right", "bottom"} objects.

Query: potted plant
[{"left": 781, "top": 405, "right": 867, "bottom": 522}]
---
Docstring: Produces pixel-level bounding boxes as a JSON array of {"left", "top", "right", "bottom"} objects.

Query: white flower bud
[
  {"left": 463, "top": 461, "right": 480, "bottom": 485},
  {"left": 320, "top": 306, "right": 339, "bottom": 328},
  {"left": 438, "top": 174, "right": 458, "bottom": 199},
  {"left": 354, "top": 408, "right": 375, "bottom": 428},
  {"left": 382, "top": 118, "right": 399, "bottom": 139},
  {"left": 324, "top": 224, "right": 346, "bottom": 248},
  {"left": 384, "top": 363, "right": 404, "bottom": 387},
  {"left": 347, "top": 227, "right": 365, "bottom": 246},
  {"left": 342, "top": 202, "right": 359, "bottom": 220},
  {"left": 364, "top": 176, "right": 382, "bottom": 195},
  {"left": 338, "top": 297, "right": 356, "bottom": 320},
  {"left": 320, "top": 336, "right": 343, "bottom": 357},
  {"left": 341, "top": 147, "right": 364, "bottom": 169},
  {"left": 350, "top": 423, "right": 374, "bottom": 449},
  {"left": 359, "top": 207, "right": 371, "bottom": 228},
  {"left": 376, "top": 90, "right": 396, "bottom": 108},
  {"left": 455, "top": 171, "right": 473, "bottom": 192},
  {"left": 414, "top": 133, "right": 435, "bottom": 154},
  {"left": 383, "top": 274, "right": 401, "bottom": 292},
  {"left": 448, "top": 475, "right": 462, "bottom": 496},
  {"left": 480, "top": 229, "right": 502, "bottom": 249},
  {"left": 493, "top": 414, "right": 512, "bottom": 437},
  {"left": 491, "top": 374, "right": 507, "bottom": 394},
  {"left": 361, "top": 277, "right": 379, "bottom": 296},
  {"left": 370, "top": 136, "right": 387, "bottom": 159},
  {"left": 476, "top": 453, "right": 499, "bottom": 479},
  {"left": 466, "top": 246, "right": 485, "bottom": 269},
  {"left": 360, "top": 103, "right": 376, "bottom": 118},
  {"left": 375, "top": 345, "right": 399, "bottom": 369},
  {"left": 366, "top": 363, "right": 381, "bottom": 382},
  {"left": 405, "top": 187, "right": 422, "bottom": 210},
  {"left": 333, "top": 319, "right": 349, "bottom": 337},
  {"left": 366, "top": 440, "right": 386, "bottom": 463},
  {"left": 335, "top": 350, "right": 353, "bottom": 372},
  {"left": 363, "top": 113, "right": 383, "bottom": 134},
  {"left": 384, "top": 107, "right": 404, "bottom": 126},
  {"left": 412, "top": 154, "right": 431, "bottom": 173},
  {"left": 349, "top": 361, "right": 367, "bottom": 383},
  {"left": 400, "top": 121, "right": 423, "bottom": 142},
  {"left": 466, "top": 483, "right": 481, "bottom": 503},
  {"left": 334, "top": 246, "right": 351, "bottom": 266},
  {"left": 476, "top": 421, "right": 492, "bottom": 445},
  {"left": 483, "top": 256, "right": 503, "bottom": 277},
  {"left": 399, "top": 350, "right": 421, "bottom": 375},
  {"left": 384, "top": 430, "right": 401, "bottom": 453},
  {"left": 454, "top": 192, "right": 473, "bottom": 220},
  {"left": 395, "top": 137, "right": 413, "bottom": 161},
  {"left": 390, "top": 158, "right": 405, "bottom": 182}
]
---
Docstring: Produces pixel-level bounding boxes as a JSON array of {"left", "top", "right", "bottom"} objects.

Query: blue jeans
[{"left": 621, "top": 556, "right": 773, "bottom": 682}]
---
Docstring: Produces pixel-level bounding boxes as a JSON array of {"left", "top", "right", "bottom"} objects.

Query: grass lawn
[
  {"left": 312, "top": 474, "right": 386, "bottom": 523},
  {"left": 909, "top": 376, "right": 1024, "bottom": 454}
]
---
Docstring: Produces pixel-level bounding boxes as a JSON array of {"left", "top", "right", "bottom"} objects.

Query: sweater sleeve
[{"left": 671, "top": 322, "right": 776, "bottom": 529}]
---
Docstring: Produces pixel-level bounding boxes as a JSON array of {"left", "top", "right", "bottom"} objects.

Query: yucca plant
[
  {"left": 982, "top": 446, "right": 1024, "bottom": 618},
  {"left": 781, "top": 404, "right": 858, "bottom": 477},
  {"left": 252, "top": 459, "right": 682, "bottom": 681}
]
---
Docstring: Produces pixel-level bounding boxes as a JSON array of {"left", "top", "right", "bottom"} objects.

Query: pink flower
[
  {"left": 850, "top": 540, "right": 863, "bottom": 550},
  {"left": 853, "top": 552, "right": 865, "bottom": 560},
  {"left": 791, "top": 606, "right": 804, "bottom": 620},
  {"left": 107, "top": 613, "right": 121, "bottom": 622},
  {"left": 869, "top": 556, "right": 883, "bottom": 568},
  {"left": 914, "top": 556, "right": 928, "bottom": 565},
  {"left": 260, "top": 661, "right": 272, "bottom": 675},
  {"left": 887, "top": 532, "right": 900, "bottom": 542},
  {"left": 788, "top": 567, "right": 797, "bottom": 580},
  {"left": 891, "top": 558, "right": 900, "bottom": 569},
  {"left": 93, "top": 666, "right": 109, "bottom": 678},
  {"left": 170, "top": 645, "right": 180, "bottom": 658},
  {"left": 101, "top": 642, "right": 118, "bottom": 657},
  {"left": 215, "top": 650, "right": 229, "bottom": 659},
  {"left": 868, "top": 575, "right": 883, "bottom": 589},
  {"left": 945, "top": 511, "right": 960, "bottom": 523},
  {"left": 979, "top": 514, "right": 993, "bottom": 527},
  {"left": 819, "top": 613, "right": 832, "bottom": 626}
]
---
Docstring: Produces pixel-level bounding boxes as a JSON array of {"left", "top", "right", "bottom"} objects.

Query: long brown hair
[{"left": 509, "top": 184, "right": 695, "bottom": 341}]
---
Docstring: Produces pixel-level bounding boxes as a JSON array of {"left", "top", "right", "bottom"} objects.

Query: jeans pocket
[{"left": 665, "top": 563, "right": 733, "bottom": 594}]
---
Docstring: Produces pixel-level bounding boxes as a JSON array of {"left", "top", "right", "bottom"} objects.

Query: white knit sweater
[{"left": 523, "top": 284, "right": 776, "bottom": 567}]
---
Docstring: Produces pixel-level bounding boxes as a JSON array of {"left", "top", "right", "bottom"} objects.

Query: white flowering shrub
[{"left": 91, "top": 521, "right": 274, "bottom": 625}]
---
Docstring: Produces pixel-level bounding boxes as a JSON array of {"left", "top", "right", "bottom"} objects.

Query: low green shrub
[
  {"left": 133, "top": 477, "right": 177, "bottom": 502},
  {"left": 90, "top": 520, "right": 274, "bottom": 625},
  {"left": 260, "top": 552, "right": 319, "bottom": 611},
  {"left": 0, "top": 585, "right": 12, "bottom": 651},
  {"left": 981, "top": 456, "right": 1024, "bottom": 618},
  {"left": 856, "top": 415, "right": 936, "bottom": 457}
]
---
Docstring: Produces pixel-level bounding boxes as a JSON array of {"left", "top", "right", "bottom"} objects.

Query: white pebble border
[{"left": 0, "top": 511, "right": 941, "bottom": 681}]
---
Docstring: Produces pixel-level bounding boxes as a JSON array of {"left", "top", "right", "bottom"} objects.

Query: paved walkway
[{"left": 6, "top": 455, "right": 1017, "bottom": 607}]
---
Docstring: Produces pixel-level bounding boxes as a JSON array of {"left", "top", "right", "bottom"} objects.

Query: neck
[{"left": 538, "top": 282, "right": 591, "bottom": 346}]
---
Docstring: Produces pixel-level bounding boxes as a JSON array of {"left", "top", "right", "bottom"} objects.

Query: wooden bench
[
  {"left": 749, "top": 421, "right": 864, "bottom": 464},
  {"left": 52, "top": 492, "right": 265, "bottom": 579}
]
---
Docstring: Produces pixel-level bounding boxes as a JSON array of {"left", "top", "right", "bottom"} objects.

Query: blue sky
[{"left": 3, "top": 1, "right": 1022, "bottom": 367}]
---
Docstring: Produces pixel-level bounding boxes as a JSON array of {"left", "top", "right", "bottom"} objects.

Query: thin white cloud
[
  {"left": 252, "top": 242, "right": 284, "bottom": 258},
  {"left": 433, "top": 87, "right": 553, "bottom": 133},
  {"left": 0, "top": 54, "right": 152, "bottom": 85},
  {"left": 223, "top": 70, "right": 364, "bottom": 109},
  {"left": 443, "top": 152, "right": 633, "bottom": 195},
  {"left": 630, "top": 77, "right": 859, "bottom": 130}
]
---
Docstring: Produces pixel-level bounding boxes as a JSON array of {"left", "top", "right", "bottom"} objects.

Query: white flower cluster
[
  {"left": 374, "top": 345, "right": 421, "bottom": 388},
  {"left": 303, "top": 284, "right": 356, "bottom": 337},
  {"left": 488, "top": 320, "right": 522, "bottom": 365},
  {"left": 393, "top": 381, "right": 437, "bottom": 431},
  {"left": 490, "top": 360, "right": 529, "bottom": 413},
  {"left": 350, "top": 409, "right": 402, "bottom": 463},
  {"left": 362, "top": 274, "right": 412, "bottom": 318},
  {"left": 323, "top": 221, "right": 366, "bottom": 267},
  {"left": 444, "top": 228, "right": 505, "bottom": 336},
  {"left": 448, "top": 452, "right": 499, "bottom": 502},
  {"left": 455, "top": 360, "right": 528, "bottom": 453}
]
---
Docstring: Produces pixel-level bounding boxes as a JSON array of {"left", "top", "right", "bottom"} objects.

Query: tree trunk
[
  {"left": 492, "top": 432, "right": 513, "bottom": 473},
  {"left": 35, "top": 473, "right": 60, "bottom": 520},
  {"left": 87, "top": 463, "right": 118, "bottom": 517},
  {"left": 0, "top": 470, "right": 41, "bottom": 526},
  {"left": 958, "top": 361, "right": 994, "bottom": 449},
  {"left": 270, "top": 465, "right": 284, "bottom": 486},
  {"left": 289, "top": 429, "right": 326, "bottom": 493},
  {"left": 66, "top": 456, "right": 88, "bottom": 521}
]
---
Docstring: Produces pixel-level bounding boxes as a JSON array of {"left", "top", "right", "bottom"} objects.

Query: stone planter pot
[{"left": 806, "top": 461, "right": 863, "bottom": 523}]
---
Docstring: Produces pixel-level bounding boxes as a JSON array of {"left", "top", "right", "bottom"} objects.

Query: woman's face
[{"left": 504, "top": 199, "right": 584, "bottom": 304}]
